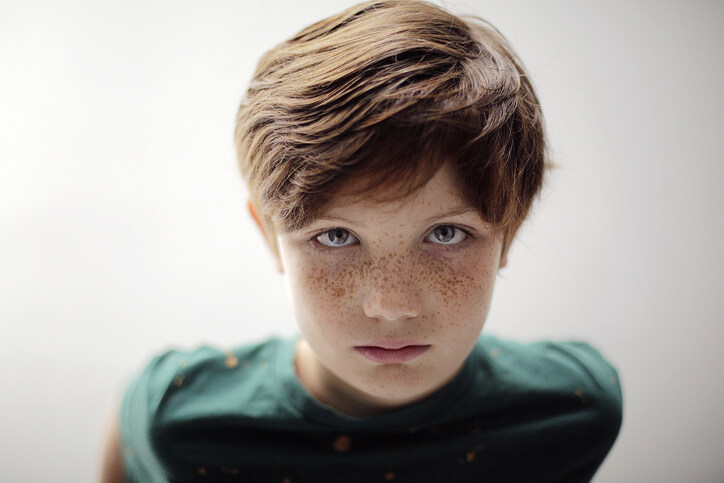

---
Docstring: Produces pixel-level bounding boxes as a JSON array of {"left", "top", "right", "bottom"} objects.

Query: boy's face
[{"left": 274, "top": 164, "right": 507, "bottom": 416}]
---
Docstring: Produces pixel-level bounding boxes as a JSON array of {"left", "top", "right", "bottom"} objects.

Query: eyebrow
[
  {"left": 312, "top": 207, "right": 479, "bottom": 227},
  {"left": 422, "top": 207, "right": 479, "bottom": 224}
]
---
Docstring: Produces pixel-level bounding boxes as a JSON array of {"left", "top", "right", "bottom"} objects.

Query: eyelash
[{"left": 310, "top": 224, "right": 475, "bottom": 251}]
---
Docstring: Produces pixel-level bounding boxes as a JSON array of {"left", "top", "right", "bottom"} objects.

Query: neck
[{"left": 294, "top": 339, "right": 422, "bottom": 418}]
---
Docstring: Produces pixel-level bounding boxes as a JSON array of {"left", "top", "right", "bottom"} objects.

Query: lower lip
[{"left": 354, "top": 345, "right": 431, "bottom": 364}]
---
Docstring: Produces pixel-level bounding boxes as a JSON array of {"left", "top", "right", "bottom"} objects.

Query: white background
[{"left": 1, "top": 0, "right": 722, "bottom": 481}]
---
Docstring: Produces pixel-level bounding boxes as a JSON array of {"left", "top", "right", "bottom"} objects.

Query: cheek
[
  {"left": 288, "top": 252, "right": 363, "bottom": 330},
  {"left": 418, "top": 246, "right": 499, "bottom": 329}
]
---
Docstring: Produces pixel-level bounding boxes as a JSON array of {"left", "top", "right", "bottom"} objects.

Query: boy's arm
[{"left": 100, "top": 405, "right": 126, "bottom": 483}]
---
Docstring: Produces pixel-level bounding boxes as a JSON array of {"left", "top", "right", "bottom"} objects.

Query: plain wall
[{"left": 1, "top": 0, "right": 722, "bottom": 481}]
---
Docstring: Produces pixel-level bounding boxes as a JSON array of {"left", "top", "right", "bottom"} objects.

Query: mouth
[{"left": 354, "top": 344, "right": 431, "bottom": 364}]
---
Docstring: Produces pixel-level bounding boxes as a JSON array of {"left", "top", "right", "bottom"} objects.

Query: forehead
[{"left": 319, "top": 164, "right": 472, "bottom": 219}]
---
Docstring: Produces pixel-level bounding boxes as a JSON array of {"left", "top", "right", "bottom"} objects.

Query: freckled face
[{"left": 276, "top": 164, "right": 505, "bottom": 417}]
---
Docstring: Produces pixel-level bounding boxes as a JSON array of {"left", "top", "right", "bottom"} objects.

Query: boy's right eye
[{"left": 315, "top": 228, "right": 359, "bottom": 248}]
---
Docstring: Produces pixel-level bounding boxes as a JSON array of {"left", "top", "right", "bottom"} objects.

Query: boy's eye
[
  {"left": 426, "top": 225, "right": 468, "bottom": 245},
  {"left": 315, "top": 228, "right": 359, "bottom": 247}
]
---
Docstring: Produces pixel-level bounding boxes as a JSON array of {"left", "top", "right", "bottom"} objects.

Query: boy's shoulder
[
  {"left": 475, "top": 333, "right": 621, "bottom": 390},
  {"left": 468, "top": 333, "right": 623, "bottom": 437},
  {"left": 135, "top": 335, "right": 284, "bottom": 379},
  {"left": 122, "top": 335, "right": 288, "bottom": 417},
  {"left": 119, "top": 337, "right": 290, "bottom": 482}
]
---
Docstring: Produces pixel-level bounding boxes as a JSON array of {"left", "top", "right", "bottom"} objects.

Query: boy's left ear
[
  {"left": 248, "top": 201, "right": 267, "bottom": 241},
  {"left": 248, "top": 201, "right": 284, "bottom": 274}
]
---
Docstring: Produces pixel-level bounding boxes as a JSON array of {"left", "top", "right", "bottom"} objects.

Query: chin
[{"left": 357, "top": 376, "right": 441, "bottom": 405}]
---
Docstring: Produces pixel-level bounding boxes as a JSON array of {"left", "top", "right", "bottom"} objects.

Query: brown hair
[{"left": 235, "top": 0, "right": 550, "bottom": 259}]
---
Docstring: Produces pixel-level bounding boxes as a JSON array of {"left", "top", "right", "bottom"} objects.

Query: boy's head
[
  {"left": 234, "top": 0, "right": 549, "bottom": 415},
  {"left": 235, "top": 0, "right": 548, "bottom": 265}
]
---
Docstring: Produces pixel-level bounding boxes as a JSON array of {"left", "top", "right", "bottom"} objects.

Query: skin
[{"left": 262, "top": 164, "right": 512, "bottom": 418}]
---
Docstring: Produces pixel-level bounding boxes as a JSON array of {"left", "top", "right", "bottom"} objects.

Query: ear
[
  {"left": 247, "top": 201, "right": 268, "bottom": 241},
  {"left": 248, "top": 201, "right": 284, "bottom": 274},
  {"left": 498, "top": 225, "right": 520, "bottom": 270},
  {"left": 499, "top": 249, "right": 509, "bottom": 269}
]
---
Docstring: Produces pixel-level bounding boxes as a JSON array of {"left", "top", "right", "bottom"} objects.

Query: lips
[{"left": 354, "top": 344, "right": 431, "bottom": 364}]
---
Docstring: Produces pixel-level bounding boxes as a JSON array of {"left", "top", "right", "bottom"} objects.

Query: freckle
[{"left": 173, "top": 374, "right": 185, "bottom": 386}]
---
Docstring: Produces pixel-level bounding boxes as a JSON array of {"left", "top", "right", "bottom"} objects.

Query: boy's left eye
[{"left": 425, "top": 225, "right": 468, "bottom": 245}]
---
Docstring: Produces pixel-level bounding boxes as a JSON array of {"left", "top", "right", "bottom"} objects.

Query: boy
[{"left": 103, "top": 1, "right": 623, "bottom": 481}]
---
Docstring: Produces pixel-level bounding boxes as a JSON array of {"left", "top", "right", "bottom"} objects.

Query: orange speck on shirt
[
  {"left": 225, "top": 351, "right": 239, "bottom": 368},
  {"left": 332, "top": 435, "right": 352, "bottom": 452}
]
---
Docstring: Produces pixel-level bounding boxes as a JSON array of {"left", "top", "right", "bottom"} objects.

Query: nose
[{"left": 362, "top": 267, "right": 422, "bottom": 321}]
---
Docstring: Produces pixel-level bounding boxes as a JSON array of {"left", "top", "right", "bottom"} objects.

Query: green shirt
[{"left": 120, "top": 334, "right": 622, "bottom": 482}]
